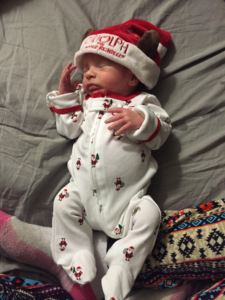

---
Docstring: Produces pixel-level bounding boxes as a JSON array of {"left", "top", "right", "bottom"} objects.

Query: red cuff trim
[
  {"left": 141, "top": 117, "right": 161, "bottom": 143},
  {"left": 49, "top": 105, "right": 82, "bottom": 114}
]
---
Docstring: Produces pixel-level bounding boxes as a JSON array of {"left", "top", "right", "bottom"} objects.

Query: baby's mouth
[{"left": 87, "top": 83, "right": 100, "bottom": 92}]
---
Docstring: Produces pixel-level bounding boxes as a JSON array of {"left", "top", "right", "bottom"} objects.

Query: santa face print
[
  {"left": 58, "top": 189, "right": 69, "bottom": 201},
  {"left": 71, "top": 113, "right": 78, "bottom": 122},
  {"left": 78, "top": 217, "right": 83, "bottom": 225},
  {"left": 103, "top": 99, "right": 113, "bottom": 110},
  {"left": 59, "top": 238, "right": 67, "bottom": 251},
  {"left": 114, "top": 177, "right": 125, "bottom": 191},
  {"left": 98, "top": 111, "right": 104, "bottom": 119},
  {"left": 70, "top": 266, "right": 83, "bottom": 280},
  {"left": 76, "top": 158, "right": 81, "bottom": 170},
  {"left": 114, "top": 224, "right": 123, "bottom": 235},
  {"left": 124, "top": 246, "right": 134, "bottom": 261},
  {"left": 91, "top": 154, "right": 99, "bottom": 167}
]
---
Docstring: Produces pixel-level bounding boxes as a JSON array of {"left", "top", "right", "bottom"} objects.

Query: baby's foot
[{"left": 69, "top": 249, "right": 97, "bottom": 284}]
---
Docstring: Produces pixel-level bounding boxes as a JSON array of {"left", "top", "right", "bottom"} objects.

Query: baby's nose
[{"left": 85, "top": 67, "right": 96, "bottom": 79}]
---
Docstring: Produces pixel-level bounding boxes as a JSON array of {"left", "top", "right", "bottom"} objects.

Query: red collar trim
[{"left": 85, "top": 90, "right": 141, "bottom": 101}]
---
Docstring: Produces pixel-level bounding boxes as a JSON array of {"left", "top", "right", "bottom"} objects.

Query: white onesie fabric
[{"left": 47, "top": 86, "right": 171, "bottom": 300}]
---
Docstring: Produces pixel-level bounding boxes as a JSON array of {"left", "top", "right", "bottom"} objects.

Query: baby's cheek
[{"left": 82, "top": 81, "right": 87, "bottom": 92}]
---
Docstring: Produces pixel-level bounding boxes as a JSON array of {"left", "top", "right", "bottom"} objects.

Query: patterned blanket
[
  {"left": 0, "top": 274, "right": 73, "bottom": 300},
  {"left": 140, "top": 199, "right": 225, "bottom": 288},
  {"left": 2, "top": 199, "right": 225, "bottom": 300}
]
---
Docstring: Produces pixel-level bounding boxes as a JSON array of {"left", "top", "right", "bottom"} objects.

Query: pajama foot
[
  {"left": 102, "top": 265, "right": 134, "bottom": 300},
  {"left": 70, "top": 249, "right": 97, "bottom": 284}
]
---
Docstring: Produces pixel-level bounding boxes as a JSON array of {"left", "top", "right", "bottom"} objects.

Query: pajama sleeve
[
  {"left": 126, "top": 94, "right": 172, "bottom": 150},
  {"left": 46, "top": 89, "right": 83, "bottom": 140}
]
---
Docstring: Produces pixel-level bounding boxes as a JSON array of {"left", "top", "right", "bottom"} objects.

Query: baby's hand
[
  {"left": 59, "top": 63, "right": 80, "bottom": 95},
  {"left": 105, "top": 108, "right": 144, "bottom": 135}
]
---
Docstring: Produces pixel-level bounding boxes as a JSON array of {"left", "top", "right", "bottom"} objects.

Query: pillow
[{"left": 138, "top": 198, "right": 225, "bottom": 289}]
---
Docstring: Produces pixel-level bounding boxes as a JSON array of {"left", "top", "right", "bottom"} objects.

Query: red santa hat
[{"left": 75, "top": 19, "right": 171, "bottom": 90}]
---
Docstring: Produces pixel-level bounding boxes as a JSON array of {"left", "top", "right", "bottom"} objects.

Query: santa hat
[{"left": 75, "top": 19, "right": 171, "bottom": 90}]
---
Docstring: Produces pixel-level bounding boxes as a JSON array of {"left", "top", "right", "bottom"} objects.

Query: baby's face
[{"left": 82, "top": 53, "right": 137, "bottom": 96}]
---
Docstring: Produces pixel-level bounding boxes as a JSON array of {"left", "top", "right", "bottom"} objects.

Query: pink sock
[
  {"left": 0, "top": 210, "right": 97, "bottom": 300},
  {"left": 0, "top": 210, "right": 11, "bottom": 227}
]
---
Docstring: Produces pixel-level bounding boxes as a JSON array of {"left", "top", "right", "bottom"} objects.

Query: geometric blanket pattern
[
  {"left": 0, "top": 274, "right": 73, "bottom": 300},
  {"left": 139, "top": 199, "right": 225, "bottom": 289},
  {"left": 189, "top": 279, "right": 225, "bottom": 300}
]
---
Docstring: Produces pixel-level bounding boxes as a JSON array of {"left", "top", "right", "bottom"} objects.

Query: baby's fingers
[
  {"left": 105, "top": 113, "right": 122, "bottom": 124},
  {"left": 62, "top": 63, "right": 77, "bottom": 74},
  {"left": 114, "top": 123, "right": 130, "bottom": 136},
  {"left": 107, "top": 118, "right": 127, "bottom": 131},
  {"left": 61, "top": 65, "right": 77, "bottom": 81},
  {"left": 106, "top": 107, "right": 124, "bottom": 114},
  {"left": 62, "top": 63, "right": 72, "bottom": 73},
  {"left": 70, "top": 65, "right": 77, "bottom": 72}
]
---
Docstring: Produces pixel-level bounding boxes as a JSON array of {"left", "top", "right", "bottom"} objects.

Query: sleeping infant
[{"left": 46, "top": 19, "right": 172, "bottom": 300}]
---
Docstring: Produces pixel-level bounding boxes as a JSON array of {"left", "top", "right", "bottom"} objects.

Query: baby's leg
[
  {"left": 52, "top": 180, "right": 96, "bottom": 284},
  {"left": 0, "top": 210, "right": 97, "bottom": 300},
  {"left": 102, "top": 196, "right": 161, "bottom": 300}
]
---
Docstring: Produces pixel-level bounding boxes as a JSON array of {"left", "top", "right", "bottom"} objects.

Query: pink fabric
[
  {"left": 0, "top": 210, "right": 11, "bottom": 227},
  {"left": 0, "top": 215, "right": 97, "bottom": 300},
  {"left": 70, "top": 283, "right": 98, "bottom": 300}
]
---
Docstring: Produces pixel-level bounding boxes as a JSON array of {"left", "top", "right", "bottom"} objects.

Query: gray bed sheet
[{"left": 0, "top": 0, "right": 225, "bottom": 297}]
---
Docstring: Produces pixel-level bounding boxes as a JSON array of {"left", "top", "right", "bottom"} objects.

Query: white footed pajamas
[{"left": 47, "top": 86, "right": 171, "bottom": 300}]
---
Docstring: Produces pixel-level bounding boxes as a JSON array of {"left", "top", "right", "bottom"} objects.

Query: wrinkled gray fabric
[{"left": 0, "top": 0, "right": 225, "bottom": 294}]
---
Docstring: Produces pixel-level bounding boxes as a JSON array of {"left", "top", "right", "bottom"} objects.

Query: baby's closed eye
[
  {"left": 83, "top": 66, "right": 89, "bottom": 73},
  {"left": 98, "top": 62, "right": 108, "bottom": 68}
]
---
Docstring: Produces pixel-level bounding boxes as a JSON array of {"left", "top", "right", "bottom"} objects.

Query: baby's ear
[
  {"left": 81, "top": 28, "right": 95, "bottom": 42},
  {"left": 129, "top": 74, "right": 139, "bottom": 87},
  {"left": 137, "top": 30, "right": 160, "bottom": 59}
]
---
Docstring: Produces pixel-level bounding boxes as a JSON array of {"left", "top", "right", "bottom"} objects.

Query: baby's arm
[
  {"left": 46, "top": 63, "right": 84, "bottom": 139},
  {"left": 105, "top": 95, "right": 171, "bottom": 149},
  {"left": 129, "top": 95, "right": 171, "bottom": 149}
]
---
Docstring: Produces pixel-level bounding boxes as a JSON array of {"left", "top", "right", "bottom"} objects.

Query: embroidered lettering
[
  {"left": 85, "top": 45, "right": 98, "bottom": 50},
  {"left": 120, "top": 43, "right": 129, "bottom": 54},
  {"left": 98, "top": 35, "right": 111, "bottom": 43},
  {"left": 84, "top": 35, "right": 129, "bottom": 56}
]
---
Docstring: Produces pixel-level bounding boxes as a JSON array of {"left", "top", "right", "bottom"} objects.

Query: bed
[{"left": 0, "top": 0, "right": 225, "bottom": 299}]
